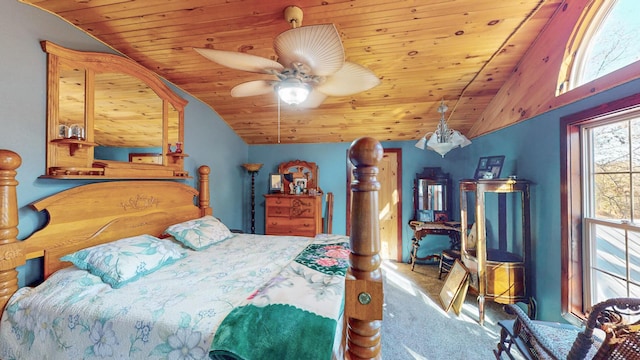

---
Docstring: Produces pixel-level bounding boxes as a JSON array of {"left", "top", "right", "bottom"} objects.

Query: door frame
[{"left": 346, "top": 148, "right": 403, "bottom": 262}]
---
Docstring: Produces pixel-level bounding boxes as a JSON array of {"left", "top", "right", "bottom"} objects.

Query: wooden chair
[
  {"left": 438, "top": 248, "right": 460, "bottom": 279},
  {"left": 494, "top": 298, "right": 640, "bottom": 359},
  {"left": 440, "top": 223, "right": 475, "bottom": 279}
]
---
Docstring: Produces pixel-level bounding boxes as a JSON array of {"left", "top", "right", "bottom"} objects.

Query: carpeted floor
[{"left": 380, "top": 260, "right": 513, "bottom": 359}]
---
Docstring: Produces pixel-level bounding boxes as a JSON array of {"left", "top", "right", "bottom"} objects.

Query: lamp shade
[
  {"left": 242, "top": 163, "right": 263, "bottom": 172},
  {"left": 426, "top": 133, "right": 457, "bottom": 157},
  {"left": 276, "top": 79, "right": 311, "bottom": 105},
  {"left": 415, "top": 135, "right": 427, "bottom": 150}
]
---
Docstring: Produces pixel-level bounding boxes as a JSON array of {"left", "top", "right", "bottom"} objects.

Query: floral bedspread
[
  {"left": 0, "top": 233, "right": 349, "bottom": 360},
  {"left": 210, "top": 234, "right": 350, "bottom": 360}
]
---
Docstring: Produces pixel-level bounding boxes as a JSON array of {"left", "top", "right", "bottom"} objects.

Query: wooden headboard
[
  {"left": 0, "top": 137, "right": 384, "bottom": 359},
  {"left": 0, "top": 150, "right": 211, "bottom": 309}
]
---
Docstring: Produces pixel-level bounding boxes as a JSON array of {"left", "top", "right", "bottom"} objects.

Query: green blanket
[{"left": 210, "top": 236, "right": 350, "bottom": 360}]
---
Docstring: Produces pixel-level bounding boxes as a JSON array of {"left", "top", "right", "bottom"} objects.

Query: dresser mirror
[
  {"left": 278, "top": 160, "right": 319, "bottom": 194},
  {"left": 413, "top": 167, "right": 451, "bottom": 222},
  {"left": 42, "top": 41, "right": 188, "bottom": 179}
]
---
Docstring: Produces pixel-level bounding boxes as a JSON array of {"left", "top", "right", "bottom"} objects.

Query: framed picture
[
  {"left": 474, "top": 155, "right": 505, "bottom": 180},
  {"left": 439, "top": 259, "right": 470, "bottom": 315},
  {"left": 434, "top": 211, "right": 448, "bottom": 222},
  {"left": 295, "top": 178, "right": 307, "bottom": 190},
  {"left": 416, "top": 209, "right": 434, "bottom": 222},
  {"left": 269, "top": 173, "right": 283, "bottom": 193}
]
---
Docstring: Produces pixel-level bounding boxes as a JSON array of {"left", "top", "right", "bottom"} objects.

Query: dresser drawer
[
  {"left": 266, "top": 206, "right": 290, "bottom": 217},
  {"left": 266, "top": 218, "right": 317, "bottom": 237},
  {"left": 266, "top": 197, "right": 291, "bottom": 207}
]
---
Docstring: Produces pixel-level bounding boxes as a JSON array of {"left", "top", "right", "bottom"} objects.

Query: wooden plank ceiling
[{"left": 22, "top": 0, "right": 564, "bottom": 145}]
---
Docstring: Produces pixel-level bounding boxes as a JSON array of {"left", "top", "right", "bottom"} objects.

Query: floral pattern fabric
[
  {"left": 60, "top": 234, "right": 186, "bottom": 288},
  {"left": 210, "top": 234, "right": 351, "bottom": 360},
  {"left": 164, "top": 215, "right": 234, "bottom": 250},
  {"left": 0, "top": 233, "right": 346, "bottom": 360}
]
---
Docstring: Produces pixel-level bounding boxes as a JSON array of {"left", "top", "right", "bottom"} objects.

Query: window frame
[{"left": 561, "top": 92, "right": 640, "bottom": 322}]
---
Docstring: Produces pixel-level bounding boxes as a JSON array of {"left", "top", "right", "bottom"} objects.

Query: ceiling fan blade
[
  {"left": 230, "top": 80, "right": 277, "bottom": 97},
  {"left": 274, "top": 24, "right": 345, "bottom": 76},
  {"left": 316, "top": 62, "right": 380, "bottom": 96},
  {"left": 297, "top": 90, "right": 327, "bottom": 108},
  {"left": 193, "top": 48, "right": 283, "bottom": 74}
]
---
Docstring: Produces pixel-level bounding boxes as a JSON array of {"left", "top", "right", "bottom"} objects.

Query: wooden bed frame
[{"left": 0, "top": 137, "right": 384, "bottom": 359}]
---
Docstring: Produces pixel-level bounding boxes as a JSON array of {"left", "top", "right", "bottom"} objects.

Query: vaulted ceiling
[{"left": 22, "top": 0, "right": 564, "bottom": 145}]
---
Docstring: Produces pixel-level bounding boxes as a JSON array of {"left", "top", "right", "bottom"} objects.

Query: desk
[{"left": 408, "top": 221, "right": 460, "bottom": 271}]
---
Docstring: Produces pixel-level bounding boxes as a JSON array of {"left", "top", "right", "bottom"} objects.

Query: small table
[{"left": 408, "top": 221, "right": 460, "bottom": 271}]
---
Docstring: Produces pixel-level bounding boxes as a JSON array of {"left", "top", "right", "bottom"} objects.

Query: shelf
[
  {"left": 41, "top": 175, "right": 192, "bottom": 180},
  {"left": 50, "top": 138, "right": 98, "bottom": 156},
  {"left": 167, "top": 152, "right": 188, "bottom": 163}
]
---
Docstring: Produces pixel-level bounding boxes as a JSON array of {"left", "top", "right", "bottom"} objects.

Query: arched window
[{"left": 558, "top": 0, "right": 640, "bottom": 94}]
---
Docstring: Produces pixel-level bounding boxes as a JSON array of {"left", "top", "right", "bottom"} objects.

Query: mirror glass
[
  {"left": 58, "top": 64, "right": 85, "bottom": 138},
  {"left": 93, "top": 72, "right": 163, "bottom": 162},
  {"left": 417, "top": 180, "right": 447, "bottom": 211},
  {"left": 168, "top": 103, "right": 179, "bottom": 151}
]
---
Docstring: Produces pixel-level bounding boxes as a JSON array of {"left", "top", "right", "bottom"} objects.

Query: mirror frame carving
[
  {"left": 278, "top": 160, "right": 319, "bottom": 193},
  {"left": 41, "top": 41, "right": 189, "bottom": 179}
]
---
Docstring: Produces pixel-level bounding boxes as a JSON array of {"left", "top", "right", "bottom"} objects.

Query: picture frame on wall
[
  {"left": 474, "top": 155, "right": 505, "bottom": 180},
  {"left": 269, "top": 174, "right": 283, "bottom": 193}
]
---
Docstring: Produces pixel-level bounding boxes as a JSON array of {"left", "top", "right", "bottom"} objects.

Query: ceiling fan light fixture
[{"left": 276, "top": 79, "right": 311, "bottom": 105}]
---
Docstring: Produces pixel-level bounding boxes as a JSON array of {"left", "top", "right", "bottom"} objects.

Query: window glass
[
  {"left": 593, "top": 224, "right": 625, "bottom": 279},
  {"left": 591, "top": 121, "right": 631, "bottom": 220},
  {"left": 583, "top": 112, "right": 640, "bottom": 306},
  {"left": 630, "top": 230, "right": 640, "bottom": 283},
  {"left": 571, "top": 0, "right": 640, "bottom": 88}
]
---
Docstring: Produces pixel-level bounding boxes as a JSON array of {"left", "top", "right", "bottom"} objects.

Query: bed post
[
  {"left": 345, "top": 137, "right": 384, "bottom": 360},
  {"left": 198, "top": 165, "right": 212, "bottom": 216},
  {"left": 0, "top": 150, "right": 26, "bottom": 312}
]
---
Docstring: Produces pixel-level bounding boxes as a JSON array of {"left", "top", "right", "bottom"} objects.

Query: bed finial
[
  {"left": 198, "top": 165, "right": 212, "bottom": 216},
  {"left": 0, "top": 149, "right": 26, "bottom": 312},
  {"left": 345, "top": 137, "right": 384, "bottom": 359}
]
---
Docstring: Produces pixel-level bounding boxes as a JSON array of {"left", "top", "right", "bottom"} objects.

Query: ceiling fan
[{"left": 193, "top": 5, "right": 380, "bottom": 108}]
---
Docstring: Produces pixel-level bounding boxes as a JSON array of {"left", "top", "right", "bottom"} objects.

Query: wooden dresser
[{"left": 264, "top": 194, "right": 323, "bottom": 237}]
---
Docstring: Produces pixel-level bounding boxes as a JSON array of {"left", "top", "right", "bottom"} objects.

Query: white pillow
[
  {"left": 164, "top": 215, "right": 233, "bottom": 250},
  {"left": 60, "top": 234, "right": 186, "bottom": 288}
]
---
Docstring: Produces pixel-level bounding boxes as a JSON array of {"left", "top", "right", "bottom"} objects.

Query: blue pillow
[
  {"left": 60, "top": 234, "right": 186, "bottom": 288},
  {"left": 164, "top": 215, "right": 233, "bottom": 250}
]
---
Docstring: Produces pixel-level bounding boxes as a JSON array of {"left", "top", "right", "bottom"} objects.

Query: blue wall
[{"left": 4, "top": 0, "right": 640, "bottom": 323}]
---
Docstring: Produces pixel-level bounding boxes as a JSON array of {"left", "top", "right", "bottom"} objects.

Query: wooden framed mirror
[
  {"left": 278, "top": 160, "right": 319, "bottom": 194},
  {"left": 41, "top": 41, "right": 189, "bottom": 179},
  {"left": 414, "top": 167, "right": 451, "bottom": 222}
]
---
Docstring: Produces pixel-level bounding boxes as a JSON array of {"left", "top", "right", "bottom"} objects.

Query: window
[
  {"left": 562, "top": 94, "right": 640, "bottom": 320},
  {"left": 558, "top": 0, "right": 640, "bottom": 93},
  {"left": 582, "top": 112, "right": 640, "bottom": 307}
]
